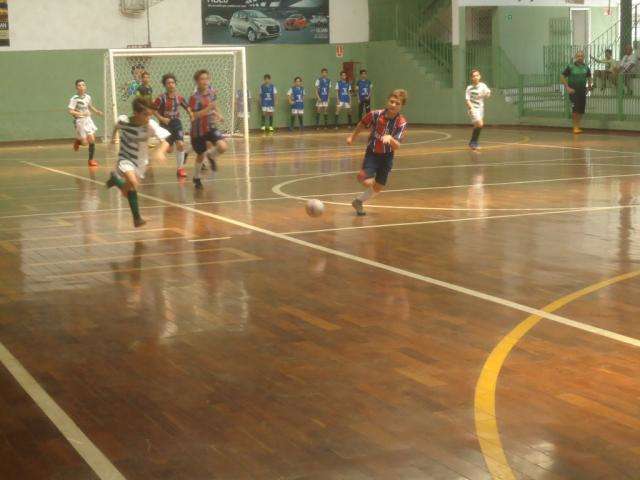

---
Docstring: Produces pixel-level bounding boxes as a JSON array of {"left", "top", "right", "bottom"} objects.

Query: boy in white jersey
[
  {"left": 105, "top": 97, "right": 170, "bottom": 227},
  {"left": 68, "top": 79, "right": 103, "bottom": 167},
  {"left": 465, "top": 69, "right": 491, "bottom": 150}
]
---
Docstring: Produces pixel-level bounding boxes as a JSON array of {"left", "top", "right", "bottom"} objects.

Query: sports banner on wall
[
  {"left": 202, "top": 0, "right": 329, "bottom": 45},
  {"left": 0, "top": 1, "right": 9, "bottom": 47}
]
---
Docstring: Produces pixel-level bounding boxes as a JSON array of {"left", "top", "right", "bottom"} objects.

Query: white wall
[
  {"left": 329, "top": 0, "right": 369, "bottom": 43},
  {"left": 3, "top": 0, "right": 368, "bottom": 51}
]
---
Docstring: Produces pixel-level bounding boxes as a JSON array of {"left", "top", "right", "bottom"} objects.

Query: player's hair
[
  {"left": 294, "top": 76, "right": 302, "bottom": 82},
  {"left": 359, "top": 69, "right": 367, "bottom": 74},
  {"left": 388, "top": 89, "right": 408, "bottom": 106},
  {"left": 161, "top": 73, "right": 176, "bottom": 86},
  {"left": 141, "top": 70, "right": 150, "bottom": 78},
  {"left": 132, "top": 96, "right": 157, "bottom": 113},
  {"left": 75, "top": 79, "right": 85, "bottom": 86},
  {"left": 131, "top": 63, "right": 145, "bottom": 75},
  {"left": 321, "top": 68, "right": 328, "bottom": 73},
  {"left": 340, "top": 70, "right": 347, "bottom": 76},
  {"left": 605, "top": 48, "right": 612, "bottom": 54},
  {"left": 470, "top": 68, "right": 481, "bottom": 76},
  {"left": 193, "top": 69, "right": 210, "bottom": 81},
  {"left": 264, "top": 74, "right": 271, "bottom": 80}
]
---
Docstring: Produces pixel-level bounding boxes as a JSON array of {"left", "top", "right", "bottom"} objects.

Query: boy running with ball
[
  {"left": 348, "top": 89, "right": 408, "bottom": 216},
  {"left": 106, "top": 97, "right": 170, "bottom": 228}
]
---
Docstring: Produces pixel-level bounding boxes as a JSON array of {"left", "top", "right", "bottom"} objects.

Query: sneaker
[
  {"left": 288, "top": 126, "right": 293, "bottom": 132},
  {"left": 73, "top": 140, "right": 81, "bottom": 151},
  {"left": 201, "top": 162, "right": 207, "bottom": 171},
  {"left": 268, "top": 126, "right": 274, "bottom": 133},
  {"left": 352, "top": 198, "right": 366, "bottom": 216},
  {"left": 469, "top": 142, "right": 478, "bottom": 150},
  {"left": 260, "top": 125, "right": 266, "bottom": 131},
  {"left": 88, "top": 159, "right": 98, "bottom": 167},
  {"left": 177, "top": 167, "right": 187, "bottom": 178},
  {"left": 133, "top": 217, "right": 147, "bottom": 228},
  {"left": 105, "top": 172, "right": 117, "bottom": 189},
  {"left": 573, "top": 127, "right": 583, "bottom": 134},
  {"left": 193, "top": 177, "right": 203, "bottom": 190}
]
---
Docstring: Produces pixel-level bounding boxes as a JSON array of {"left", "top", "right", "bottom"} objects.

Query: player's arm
[
  {"left": 382, "top": 122, "right": 406, "bottom": 151},
  {"left": 89, "top": 103, "right": 104, "bottom": 116},
  {"left": 287, "top": 91, "right": 293, "bottom": 105},
  {"left": 560, "top": 67, "right": 575, "bottom": 94},
  {"left": 465, "top": 89, "right": 474, "bottom": 111},
  {"left": 149, "top": 119, "right": 171, "bottom": 161},
  {"left": 347, "top": 112, "right": 372, "bottom": 145},
  {"left": 586, "top": 68, "right": 593, "bottom": 90},
  {"left": 315, "top": 80, "right": 320, "bottom": 101},
  {"left": 111, "top": 123, "right": 120, "bottom": 144}
]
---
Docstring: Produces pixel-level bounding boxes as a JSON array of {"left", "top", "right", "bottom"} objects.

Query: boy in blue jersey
[
  {"left": 259, "top": 74, "right": 277, "bottom": 132},
  {"left": 315, "top": 68, "right": 331, "bottom": 129},
  {"left": 356, "top": 69, "right": 373, "bottom": 120},
  {"left": 335, "top": 71, "right": 353, "bottom": 129},
  {"left": 287, "top": 76, "right": 305, "bottom": 132}
]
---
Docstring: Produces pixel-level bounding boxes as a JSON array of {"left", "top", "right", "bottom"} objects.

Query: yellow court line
[{"left": 474, "top": 269, "right": 640, "bottom": 480}]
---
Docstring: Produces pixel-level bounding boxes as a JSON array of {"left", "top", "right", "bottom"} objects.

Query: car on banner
[
  {"left": 283, "top": 14, "right": 308, "bottom": 30},
  {"left": 229, "top": 10, "right": 281, "bottom": 42},
  {"left": 205, "top": 15, "right": 228, "bottom": 26},
  {"left": 310, "top": 15, "right": 329, "bottom": 27}
]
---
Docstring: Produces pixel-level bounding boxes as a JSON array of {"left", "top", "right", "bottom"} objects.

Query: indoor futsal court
[{"left": 3, "top": 1, "right": 640, "bottom": 479}]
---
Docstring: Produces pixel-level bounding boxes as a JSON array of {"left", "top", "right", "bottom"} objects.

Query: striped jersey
[
  {"left": 189, "top": 87, "right": 218, "bottom": 137},
  {"left": 362, "top": 109, "right": 408, "bottom": 155},
  {"left": 154, "top": 93, "right": 189, "bottom": 119},
  {"left": 117, "top": 115, "right": 170, "bottom": 165},
  {"left": 465, "top": 82, "right": 491, "bottom": 111},
  {"left": 315, "top": 77, "right": 331, "bottom": 101},
  {"left": 68, "top": 94, "right": 92, "bottom": 116}
]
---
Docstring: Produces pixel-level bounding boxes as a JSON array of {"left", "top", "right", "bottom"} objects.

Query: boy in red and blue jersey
[
  {"left": 154, "top": 73, "right": 193, "bottom": 178},
  {"left": 188, "top": 69, "right": 228, "bottom": 189},
  {"left": 347, "top": 89, "right": 408, "bottom": 216}
]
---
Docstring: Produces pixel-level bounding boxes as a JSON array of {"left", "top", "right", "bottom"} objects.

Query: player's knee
[{"left": 217, "top": 141, "right": 228, "bottom": 153}]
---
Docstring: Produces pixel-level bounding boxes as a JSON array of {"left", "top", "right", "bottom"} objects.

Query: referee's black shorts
[{"left": 569, "top": 89, "right": 587, "bottom": 114}]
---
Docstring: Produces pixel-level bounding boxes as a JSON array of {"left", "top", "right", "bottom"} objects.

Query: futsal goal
[{"left": 103, "top": 47, "right": 249, "bottom": 142}]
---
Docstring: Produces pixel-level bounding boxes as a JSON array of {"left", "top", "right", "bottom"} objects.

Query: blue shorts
[
  {"left": 191, "top": 129, "right": 225, "bottom": 155},
  {"left": 166, "top": 119, "right": 184, "bottom": 145},
  {"left": 361, "top": 149, "right": 394, "bottom": 186}
]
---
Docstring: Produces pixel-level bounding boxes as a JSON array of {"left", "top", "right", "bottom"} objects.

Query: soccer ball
[{"left": 305, "top": 199, "right": 325, "bottom": 217}]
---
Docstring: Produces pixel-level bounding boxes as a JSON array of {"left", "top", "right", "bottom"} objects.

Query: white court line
[
  {"left": 272, "top": 167, "right": 640, "bottom": 212},
  {"left": 0, "top": 342, "right": 126, "bottom": 480},
  {"left": 490, "top": 140, "right": 640, "bottom": 156},
  {"left": 189, "top": 236, "right": 232, "bottom": 243},
  {"left": 282, "top": 204, "right": 638, "bottom": 235},
  {"left": 25, "top": 161, "right": 640, "bottom": 356}
]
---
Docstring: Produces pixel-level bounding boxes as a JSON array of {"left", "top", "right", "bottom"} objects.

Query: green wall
[
  {"left": 0, "top": 50, "right": 106, "bottom": 142},
  {"left": 0, "top": 44, "right": 370, "bottom": 142}
]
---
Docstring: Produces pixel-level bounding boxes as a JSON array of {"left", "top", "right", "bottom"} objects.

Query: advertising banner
[{"left": 0, "top": 2, "right": 9, "bottom": 47}]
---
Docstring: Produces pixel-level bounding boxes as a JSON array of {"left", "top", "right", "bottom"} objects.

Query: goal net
[{"left": 103, "top": 47, "right": 249, "bottom": 142}]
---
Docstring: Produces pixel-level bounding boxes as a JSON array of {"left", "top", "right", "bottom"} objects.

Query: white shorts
[
  {"left": 75, "top": 117, "right": 97, "bottom": 139},
  {"left": 316, "top": 101, "right": 329, "bottom": 108},
  {"left": 468, "top": 108, "right": 484, "bottom": 124},
  {"left": 261, "top": 106, "right": 274, "bottom": 113},
  {"left": 117, "top": 158, "right": 148, "bottom": 180},
  {"left": 292, "top": 109, "right": 304, "bottom": 115},
  {"left": 337, "top": 102, "right": 351, "bottom": 109}
]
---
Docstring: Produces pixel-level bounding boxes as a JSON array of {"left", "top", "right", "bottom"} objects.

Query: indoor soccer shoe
[
  {"left": 193, "top": 177, "right": 203, "bottom": 190},
  {"left": 352, "top": 198, "right": 366, "bottom": 216},
  {"left": 177, "top": 167, "right": 187, "bottom": 178},
  {"left": 133, "top": 217, "right": 147, "bottom": 228},
  {"left": 88, "top": 159, "right": 98, "bottom": 167},
  {"left": 73, "top": 140, "right": 81, "bottom": 151}
]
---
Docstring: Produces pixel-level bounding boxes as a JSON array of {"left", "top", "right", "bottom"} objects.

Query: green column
[
  {"left": 621, "top": 0, "right": 632, "bottom": 58},
  {"left": 452, "top": 5, "right": 466, "bottom": 90}
]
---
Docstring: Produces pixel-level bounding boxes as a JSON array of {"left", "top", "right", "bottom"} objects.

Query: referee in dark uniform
[{"left": 561, "top": 50, "right": 592, "bottom": 134}]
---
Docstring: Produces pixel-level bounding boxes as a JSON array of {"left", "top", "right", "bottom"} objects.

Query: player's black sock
[
  {"left": 324, "top": 114, "right": 328, "bottom": 126},
  {"left": 299, "top": 116, "right": 304, "bottom": 128},
  {"left": 335, "top": 114, "right": 339, "bottom": 126},
  {"left": 470, "top": 127, "right": 482, "bottom": 144},
  {"left": 348, "top": 114, "right": 352, "bottom": 127},
  {"left": 316, "top": 113, "right": 320, "bottom": 125},
  {"left": 127, "top": 190, "right": 141, "bottom": 220},
  {"left": 290, "top": 115, "right": 295, "bottom": 128},
  {"left": 261, "top": 114, "right": 265, "bottom": 127},
  {"left": 269, "top": 116, "right": 273, "bottom": 127},
  {"left": 88, "top": 143, "right": 95, "bottom": 160}
]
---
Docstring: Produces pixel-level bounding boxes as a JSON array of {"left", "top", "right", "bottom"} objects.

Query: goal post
[{"left": 103, "top": 47, "right": 249, "bottom": 142}]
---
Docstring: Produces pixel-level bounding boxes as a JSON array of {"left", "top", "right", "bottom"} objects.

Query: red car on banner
[{"left": 283, "top": 14, "right": 308, "bottom": 30}]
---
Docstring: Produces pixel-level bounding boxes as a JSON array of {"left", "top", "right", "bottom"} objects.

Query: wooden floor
[{"left": 1, "top": 126, "right": 640, "bottom": 480}]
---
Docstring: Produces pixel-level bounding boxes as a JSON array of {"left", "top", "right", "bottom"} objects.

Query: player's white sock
[
  {"left": 193, "top": 160, "right": 201, "bottom": 179},
  {"left": 358, "top": 188, "right": 377, "bottom": 203},
  {"left": 176, "top": 150, "right": 185, "bottom": 169}
]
